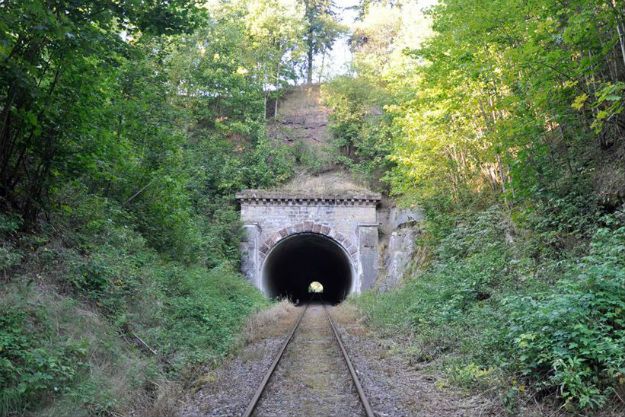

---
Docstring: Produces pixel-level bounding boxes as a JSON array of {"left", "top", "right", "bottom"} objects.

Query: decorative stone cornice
[{"left": 235, "top": 190, "right": 381, "bottom": 206}]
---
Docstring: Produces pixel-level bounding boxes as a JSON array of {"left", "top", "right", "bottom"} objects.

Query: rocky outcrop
[
  {"left": 267, "top": 84, "right": 331, "bottom": 146},
  {"left": 377, "top": 207, "right": 424, "bottom": 291}
]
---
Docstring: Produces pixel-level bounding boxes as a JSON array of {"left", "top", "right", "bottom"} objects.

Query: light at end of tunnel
[{"left": 308, "top": 281, "right": 324, "bottom": 293}]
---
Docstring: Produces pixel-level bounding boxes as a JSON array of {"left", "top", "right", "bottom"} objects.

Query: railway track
[{"left": 241, "top": 304, "right": 375, "bottom": 417}]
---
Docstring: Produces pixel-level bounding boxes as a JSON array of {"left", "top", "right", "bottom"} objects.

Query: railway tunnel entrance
[
  {"left": 262, "top": 233, "right": 353, "bottom": 304},
  {"left": 236, "top": 190, "right": 381, "bottom": 299}
]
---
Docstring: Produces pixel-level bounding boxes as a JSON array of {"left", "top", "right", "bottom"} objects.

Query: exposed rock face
[
  {"left": 378, "top": 207, "right": 424, "bottom": 291},
  {"left": 388, "top": 207, "right": 423, "bottom": 230},
  {"left": 268, "top": 84, "right": 331, "bottom": 146},
  {"left": 380, "top": 228, "right": 419, "bottom": 291}
]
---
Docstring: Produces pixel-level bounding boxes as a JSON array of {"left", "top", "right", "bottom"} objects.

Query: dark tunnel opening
[{"left": 262, "top": 233, "right": 353, "bottom": 304}]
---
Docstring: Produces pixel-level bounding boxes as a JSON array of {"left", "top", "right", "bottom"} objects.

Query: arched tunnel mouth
[{"left": 262, "top": 233, "right": 353, "bottom": 305}]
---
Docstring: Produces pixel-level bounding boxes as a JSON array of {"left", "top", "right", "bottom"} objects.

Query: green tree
[
  {"left": 302, "top": 0, "right": 345, "bottom": 83},
  {"left": 0, "top": 1, "right": 300, "bottom": 414},
  {"left": 245, "top": 0, "right": 306, "bottom": 114},
  {"left": 333, "top": 0, "right": 625, "bottom": 410},
  {"left": 0, "top": 0, "right": 203, "bottom": 225}
]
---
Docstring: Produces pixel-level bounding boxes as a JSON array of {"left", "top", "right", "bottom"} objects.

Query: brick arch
[{"left": 258, "top": 221, "right": 358, "bottom": 261}]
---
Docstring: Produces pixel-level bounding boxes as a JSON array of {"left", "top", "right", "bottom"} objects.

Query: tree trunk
[
  {"left": 616, "top": 19, "right": 625, "bottom": 69},
  {"left": 608, "top": 0, "right": 625, "bottom": 68},
  {"left": 307, "top": 45, "right": 314, "bottom": 84},
  {"left": 274, "top": 95, "right": 278, "bottom": 118},
  {"left": 274, "top": 63, "right": 280, "bottom": 118}
]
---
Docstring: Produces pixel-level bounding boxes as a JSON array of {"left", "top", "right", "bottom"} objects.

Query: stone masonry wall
[{"left": 236, "top": 190, "right": 380, "bottom": 295}]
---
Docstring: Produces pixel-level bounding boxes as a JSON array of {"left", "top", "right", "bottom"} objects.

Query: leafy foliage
[
  {"left": 302, "top": 0, "right": 346, "bottom": 83},
  {"left": 333, "top": 0, "right": 625, "bottom": 410},
  {"left": 0, "top": 214, "right": 23, "bottom": 272},
  {"left": 321, "top": 76, "right": 393, "bottom": 186},
  {"left": 355, "top": 207, "right": 625, "bottom": 411},
  {"left": 504, "top": 226, "right": 625, "bottom": 409},
  {"left": 0, "top": 307, "right": 87, "bottom": 415},
  {"left": 2, "top": 0, "right": 625, "bottom": 414},
  {"left": 0, "top": 1, "right": 302, "bottom": 415}
]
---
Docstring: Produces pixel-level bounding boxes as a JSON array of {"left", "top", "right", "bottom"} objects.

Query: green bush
[
  {"left": 50, "top": 194, "right": 268, "bottom": 368},
  {"left": 0, "top": 214, "right": 23, "bottom": 273},
  {"left": 0, "top": 177, "right": 271, "bottom": 416},
  {"left": 1, "top": 244, "right": 267, "bottom": 416},
  {"left": 322, "top": 76, "right": 393, "bottom": 185},
  {"left": 0, "top": 282, "right": 171, "bottom": 417},
  {"left": 0, "top": 300, "right": 87, "bottom": 416},
  {"left": 160, "top": 264, "right": 268, "bottom": 369},
  {"left": 0, "top": 2, "right": 297, "bottom": 415},
  {"left": 355, "top": 207, "right": 516, "bottom": 364},
  {"left": 354, "top": 206, "right": 625, "bottom": 411},
  {"left": 503, "top": 225, "right": 625, "bottom": 409}
]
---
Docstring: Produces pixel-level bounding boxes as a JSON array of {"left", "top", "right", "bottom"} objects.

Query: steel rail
[
  {"left": 325, "top": 305, "right": 376, "bottom": 417},
  {"left": 241, "top": 304, "right": 308, "bottom": 417}
]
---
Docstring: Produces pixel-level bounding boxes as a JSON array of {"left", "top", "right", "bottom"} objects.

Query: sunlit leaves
[{"left": 365, "top": 0, "right": 625, "bottom": 205}]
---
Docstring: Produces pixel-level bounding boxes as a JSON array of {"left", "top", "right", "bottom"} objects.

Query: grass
[
  {"left": 0, "top": 205, "right": 269, "bottom": 416},
  {"left": 1, "top": 282, "right": 156, "bottom": 417}
]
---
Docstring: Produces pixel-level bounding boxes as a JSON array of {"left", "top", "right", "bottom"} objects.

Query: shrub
[
  {"left": 503, "top": 225, "right": 625, "bottom": 409},
  {"left": 354, "top": 206, "right": 625, "bottom": 411},
  {"left": 0, "top": 214, "right": 23, "bottom": 273},
  {"left": 0, "top": 299, "right": 87, "bottom": 416},
  {"left": 0, "top": 177, "right": 270, "bottom": 416},
  {"left": 159, "top": 264, "right": 268, "bottom": 369}
]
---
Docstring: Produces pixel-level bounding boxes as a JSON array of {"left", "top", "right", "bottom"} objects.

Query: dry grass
[
  {"left": 133, "top": 301, "right": 301, "bottom": 417},
  {"left": 272, "top": 170, "right": 370, "bottom": 194},
  {"left": 331, "top": 302, "right": 363, "bottom": 324},
  {"left": 242, "top": 300, "right": 298, "bottom": 343},
  {"left": 0, "top": 282, "right": 161, "bottom": 417},
  {"left": 330, "top": 302, "right": 369, "bottom": 337},
  {"left": 130, "top": 380, "right": 184, "bottom": 417},
  {"left": 132, "top": 301, "right": 300, "bottom": 417}
]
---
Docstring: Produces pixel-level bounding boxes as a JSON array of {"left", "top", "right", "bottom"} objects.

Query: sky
[{"left": 322, "top": 0, "right": 360, "bottom": 79}]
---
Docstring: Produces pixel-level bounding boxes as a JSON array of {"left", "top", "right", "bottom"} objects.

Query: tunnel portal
[
  {"left": 262, "top": 233, "right": 352, "bottom": 304},
  {"left": 236, "top": 190, "right": 381, "bottom": 300}
]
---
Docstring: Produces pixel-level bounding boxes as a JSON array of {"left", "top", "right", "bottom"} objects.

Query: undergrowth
[
  {"left": 354, "top": 202, "right": 625, "bottom": 413},
  {"left": 0, "top": 187, "right": 270, "bottom": 416}
]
